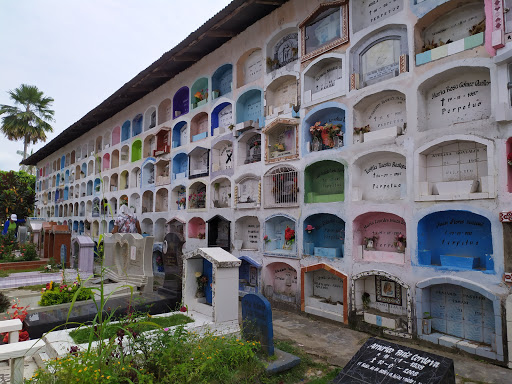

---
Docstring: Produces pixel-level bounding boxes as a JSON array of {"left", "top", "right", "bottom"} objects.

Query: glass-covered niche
[
  {"left": 264, "top": 118, "right": 299, "bottom": 163},
  {"left": 299, "top": 1, "right": 349, "bottom": 62},
  {"left": 211, "top": 64, "right": 232, "bottom": 99},
  {"left": 265, "top": 75, "right": 298, "bottom": 118},
  {"left": 211, "top": 140, "right": 233, "bottom": 174},
  {"left": 303, "top": 214, "right": 345, "bottom": 258},
  {"left": 235, "top": 174, "right": 260, "bottom": 209},
  {"left": 236, "top": 48, "right": 263, "bottom": 88},
  {"left": 303, "top": 105, "right": 345, "bottom": 153},
  {"left": 234, "top": 216, "right": 260, "bottom": 251},
  {"left": 264, "top": 215, "right": 297, "bottom": 256},
  {"left": 210, "top": 178, "right": 231, "bottom": 208},
  {"left": 188, "top": 182, "right": 206, "bottom": 210},
  {"left": 238, "top": 133, "right": 261, "bottom": 165},
  {"left": 266, "top": 28, "right": 299, "bottom": 72},
  {"left": 188, "top": 147, "right": 209, "bottom": 179}
]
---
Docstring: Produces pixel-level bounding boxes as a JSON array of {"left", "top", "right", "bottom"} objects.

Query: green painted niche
[{"left": 304, "top": 160, "right": 344, "bottom": 203}]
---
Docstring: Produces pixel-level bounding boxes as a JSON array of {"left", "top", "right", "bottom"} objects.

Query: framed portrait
[{"left": 375, "top": 275, "right": 401, "bottom": 306}]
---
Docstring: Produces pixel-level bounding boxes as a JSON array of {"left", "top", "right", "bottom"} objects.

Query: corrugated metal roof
[{"left": 23, "top": 0, "right": 289, "bottom": 166}]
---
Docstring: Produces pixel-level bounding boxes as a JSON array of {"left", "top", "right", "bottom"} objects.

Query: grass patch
[
  {"left": 16, "top": 284, "right": 46, "bottom": 291},
  {"left": 69, "top": 314, "right": 193, "bottom": 343},
  {"left": 0, "top": 266, "right": 44, "bottom": 277}
]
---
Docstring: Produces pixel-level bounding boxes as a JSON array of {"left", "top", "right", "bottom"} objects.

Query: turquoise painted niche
[
  {"left": 303, "top": 214, "right": 345, "bottom": 258},
  {"left": 212, "top": 64, "right": 232, "bottom": 99},
  {"left": 264, "top": 215, "right": 296, "bottom": 256},
  {"left": 236, "top": 89, "right": 263, "bottom": 125},
  {"left": 191, "top": 77, "right": 209, "bottom": 109}
]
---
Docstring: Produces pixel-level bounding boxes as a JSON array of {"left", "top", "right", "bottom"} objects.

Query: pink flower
[
  {"left": 180, "top": 306, "right": 187, "bottom": 312},
  {"left": 164, "top": 327, "right": 170, "bottom": 331}
]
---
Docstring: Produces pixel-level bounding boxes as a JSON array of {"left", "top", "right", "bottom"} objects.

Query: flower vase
[
  {"left": 396, "top": 242, "right": 405, "bottom": 253},
  {"left": 321, "top": 130, "right": 334, "bottom": 148},
  {"left": 197, "top": 201, "right": 206, "bottom": 209},
  {"left": 283, "top": 240, "right": 293, "bottom": 250},
  {"left": 312, "top": 137, "right": 320, "bottom": 151},
  {"left": 354, "top": 132, "right": 363, "bottom": 144}
]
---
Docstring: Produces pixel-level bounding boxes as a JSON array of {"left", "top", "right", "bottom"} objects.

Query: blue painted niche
[
  {"left": 239, "top": 256, "right": 262, "bottom": 296},
  {"left": 303, "top": 214, "right": 345, "bottom": 258},
  {"left": 211, "top": 102, "right": 232, "bottom": 135},
  {"left": 79, "top": 221, "right": 84, "bottom": 235},
  {"left": 212, "top": 64, "right": 233, "bottom": 99},
  {"left": 65, "top": 170, "right": 69, "bottom": 185},
  {"left": 172, "top": 121, "right": 187, "bottom": 148},
  {"left": 73, "top": 221, "right": 78, "bottom": 232},
  {"left": 173, "top": 86, "right": 189, "bottom": 119},
  {"left": 121, "top": 120, "right": 131, "bottom": 142},
  {"left": 302, "top": 105, "right": 346, "bottom": 154},
  {"left": 417, "top": 210, "right": 494, "bottom": 272},
  {"left": 132, "top": 114, "right": 143, "bottom": 137},
  {"left": 86, "top": 181, "right": 93, "bottom": 196},
  {"left": 81, "top": 163, "right": 87, "bottom": 176},
  {"left": 63, "top": 187, "right": 69, "bottom": 201},
  {"left": 236, "top": 89, "right": 263, "bottom": 125},
  {"left": 172, "top": 152, "right": 188, "bottom": 180},
  {"left": 264, "top": 215, "right": 296, "bottom": 256},
  {"left": 61, "top": 155, "right": 65, "bottom": 170}
]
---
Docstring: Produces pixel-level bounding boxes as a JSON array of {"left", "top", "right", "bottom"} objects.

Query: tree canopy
[{"left": 0, "top": 170, "right": 36, "bottom": 222}]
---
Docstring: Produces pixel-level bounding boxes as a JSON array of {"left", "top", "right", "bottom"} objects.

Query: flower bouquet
[
  {"left": 393, "top": 234, "right": 406, "bottom": 252},
  {"left": 283, "top": 226, "right": 295, "bottom": 250},
  {"left": 305, "top": 225, "right": 315, "bottom": 233},
  {"left": 195, "top": 271, "right": 208, "bottom": 297}
]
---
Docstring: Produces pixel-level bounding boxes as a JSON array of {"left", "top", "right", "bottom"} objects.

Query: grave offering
[
  {"left": 332, "top": 337, "right": 455, "bottom": 384},
  {"left": 241, "top": 293, "right": 274, "bottom": 355}
]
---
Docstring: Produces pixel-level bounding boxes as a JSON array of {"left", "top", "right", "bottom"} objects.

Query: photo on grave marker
[{"left": 376, "top": 275, "right": 401, "bottom": 306}]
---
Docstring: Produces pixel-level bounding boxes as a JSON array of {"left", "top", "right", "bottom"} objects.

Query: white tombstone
[{"left": 72, "top": 236, "right": 95, "bottom": 274}]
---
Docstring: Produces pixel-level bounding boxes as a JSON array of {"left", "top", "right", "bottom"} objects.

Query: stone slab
[{"left": 265, "top": 348, "right": 300, "bottom": 374}]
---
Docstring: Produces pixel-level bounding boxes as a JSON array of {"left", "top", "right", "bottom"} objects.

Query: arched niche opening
[
  {"left": 415, "top": 1, "right": 485, "bottom": 65},
  {"left": 265, "top": 75, "right": 298, "bottom": 119},
  {"left": 171, "top": 185, "right": 187, "bottom": 210},
  {"left": 155, "top": 188, "right": 168, "bottom": 212},
  {"left": 120, "top": 145, "right": 130, "bottom": 165},
  {"left": 207, "top": 215, "right": 231, "bottom": 252},
  {"left": 188, "top": 181, "right": 206, "bottom": 209},
  {"left": 131, "top": 140, "right": 142, "bottom": 162},
  {"left": 211, "top": 64, "right": 232, "bottom": 99},
  {"left": 264, "top": 214, "right": 297, "bottom": 256},
  {"left": 112, "top": 126, "right": 121, "bottom": 146},
  {"left": 350, "top": 26, "right": 408, "bottom": 90},
  {"left": 173, "top": 87, "right": 189, "bottom": 119},
  {"left": 238, "top": 256, "right": 262, "bottom": 295},
  {"left": 92, "top": 197, "right": 100, "bottom": 217},
  {"left": 188, "top": 217, "right": 205, "bottom": 239},
  {"left": 70, "top": 150, "right": 75, "bottom": 165},
  {"left": 353, "top": 90, "right": 406, "bottom": 144},
  {"left": 142, "top": 160, "right": 155, "bottom": 187},
  {"left": 236, "top": 89, "right": 263, "bottom": 130},
  {"left": 352, "top": 271, "right": 411, "bottom": 336},
  {"left": 191, "top": 77, "right": 209, "bottom": 109},
  {"left": 304, "top": 160, "right": 344, "bottom": 203},
  {"left": 158, "top": 99, "right": 172, "bottom": 125},
  {"left": 416, "top": 138, "right": 493, "bottom": 201},
  {"left": 263, "top": 164, "right": 298, "bottom": 208},
  {"left": 102, "top": 153, "right": 110, "bottom": 171},
  {"left": 56, "top": 173, "right": 61, "bottom": 188},
  {"left": 119, "top": 195, "right": 128, "bottom": 210},
  {"left": 144, "top": 106, "right": 157, "bottom": 131},
  {"left": 352, "top": 152, "right": 406, "bottom": 201},
  {"left": 64, "top": 170, "right": 70, "bottom": 185},
  {"left": 95, "top": 136, "right": 103, "bottom": 154},
  {"left": 108, "top": 197, "right": 117, "bottom": 215},
  {"left": 129, "top": 193, "right": 140, "bottom": 214},
  {"left": 353, "top": 212, "right": 407, "bottom": 265},
  {"left": 263, "top": 262, "right": 298, "bottom": 306},
  {"left": 65, "top": 153, "right": 70, "bottom": 167},
  {"left": 86, "top": 200, "right": 92, "bottom": 216},
  {"left": 265, "top": 27, "right": 298, "bottom": 73},
  {"left": 155, "top": 159, "right": 170, "bottom": 186},
  {"left": 80, "top": 182, "right": 86, "bottom": 198},
  {"left": 302, "top": 264, "right": 348, "bottom": 324},
  {"left": 130, "top": 167, "right": 141, "bottom": 190},
  {"left": 61, "top": 155, "right": 65, "bottom": 169},
  {"left": 154, "top": 127, "right": 171, "bottom": 156},
  {"left": 418, "top": 210, "right": 493, "bottom": 271},
  {"left": 188, "top": 147, "right": 209, "bottom": 179},
  {"left": 86, "top": 180, "right": 93, "bottom": 196},
  {"left": 143, "top": 134, "right": 155, "bottom": 158},
  {"left": 211, "top": 102, "right": 233, "bottom": 136},
  {"left": 172, "top": 121, "right": 187, "bottom": 148},
  {"left": 92, "top": 221, "right": 99, "bottom": 238},
  {"left": 79, "top": 220, "right": 85, "bottom": 234},
  {"left": 238, "top": 132, "right": 261, "bottom": 166},
  {"left": 154, "top": 218, "right": 167, "bottom": 243},
  {"left": 111, "top": 150, "right": 119, "bottom": 169},
  {"left": 303, "top": 214, "right": 345, "bottom": 258},
  {"left": 79, "top": 201, "right": 85, "bottom": 217},
  {"left": 95, "top": 158, "right": 101, "bottom": 175},
  {"left": 121, "top": 121, "right": 131, "bottom": 142},
  {"left": 303, "top": 55, "right": 344, "bottom": 106},
  {"left": 63, "top": 187, "right": 69, "bottom": 201},
  {"left": 141, "top": 218, "right": 153, "bottom": 236},
  {"left": 103, "top": 131, "right": 111, "bottom": 149},
  {"left": 190, "top": 112, "right": 209, "bottom": 142},
  {"left": 73, "top": 220, "right": 78, "bottom": 233},
  {"left": 119, "top": 170, "right": 129, "bottom": 190},
  {"left": 172, "top": 153, "right": 188, "bottom": 180},
  {"left": 236, "top": 48, "right": 263, "bottom": 88},
  {"left": 264, "top": 118, "right": 299, "bottom": 163},
  {"left": 93, "top": 178, "right": 101, "bottom": 195},
  {"left": 234, "top": 216, "right": 260, "bottom": 251},
  {"left": 142, "top": 191, "right": 154, "bottom": 214},
  {"left": 211, "top": 140, "right": 233, "bottom": 174},
  {"left": 418, "top": 67, "right": 491, "bottom": 132},
  {"left": 235, "top": 174, "right": 260, "bottom": 209},
  {"left": 210, "top": 177, "right": 231, "bottom": 208},
  {"left": 303, "top": 105, "right": 345, "bottom": 154}
]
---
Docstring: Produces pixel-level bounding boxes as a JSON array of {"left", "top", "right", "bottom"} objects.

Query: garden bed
[{"left": 0, "top": 260, "right": 46, "bottom": 271}]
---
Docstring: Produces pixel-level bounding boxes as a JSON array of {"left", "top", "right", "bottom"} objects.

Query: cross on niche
[{"left": 226, "top": 152, "right": 232, "bottom": 164}]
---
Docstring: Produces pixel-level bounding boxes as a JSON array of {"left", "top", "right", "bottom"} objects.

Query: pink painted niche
[
  {"left": 188, "top": 217, "right": 205, "bottom": 239},
  {"left": 507, "top": 137, "right": 512, "bottom": 193},
  {"left": 112, "top": 126, "right": 121, "bottom": 146},
  {"left": 263, "top": 262, "right": 298, "bottom": 307},
  {"left": 353, "top": 212, "right": 407, "bottom": 265}
]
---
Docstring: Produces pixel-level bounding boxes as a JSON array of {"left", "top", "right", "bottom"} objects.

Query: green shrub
[
  {"left": 0, "top": 292, "right": 10, "bottom": 312},
  {"left": 19, "top": 242, "right": 38, "bottom": 261},
  {"left": 39, "top": 281, "right": 92, "bottom": 306}
]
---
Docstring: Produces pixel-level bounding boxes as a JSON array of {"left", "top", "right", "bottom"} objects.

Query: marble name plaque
[
  {"left": 218, "top": 104, "right": 233, "bottom": 128},
  {"left": 360, "top": 155, "right": 406, "bottom": 200},
  {"left": 333, "top": 337, "right": 455, "bottom": 384},
  {"left": 244, "top": 50, "right": 263, "bottom": 84},
  {"left": 312, "top": 269, "right": 343, "bottom": 302},
  {"left": 313, "top": 62, "right": 342, "bottom": 95},
  {"left": 364, "top": 94, "right": 405, "bottom": 130},
  {"left": 354, "top": 0, "right": 403, "bottom": 33}
]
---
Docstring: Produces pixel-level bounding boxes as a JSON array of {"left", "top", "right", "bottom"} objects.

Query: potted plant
[
  {"left": 422, "top": 312, "right": 432, "bottom": 334},
  {"left": 176, "top": 197, "right": 186, "bottom": 210},
  {"left": 362, "top": 292, "right": 371, "bottom": 310},
  {"left": 193, "top": 89, "right": 208, "bottom": 108}
]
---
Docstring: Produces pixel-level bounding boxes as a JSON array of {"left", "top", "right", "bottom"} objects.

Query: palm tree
[
  {"left": 0, "top": 84, "right": 55, "bottom": 162},
  {"left": 16, "top": 149, "right": 35, "bottom": 175}
]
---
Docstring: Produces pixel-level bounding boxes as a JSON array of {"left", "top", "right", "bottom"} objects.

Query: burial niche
[
  {"left": 417, "top": 210, "right": 493, "bottom": 272},
  {"left": 352, "top": 0, "right": 403, "bottom": 33},
  {"left": 238, "top": 133, "right": 261, "bottom": 165},
  {"left": 239, "top": 256, "right": 262, "bottom": 296},
  {"left": 236, "top": 89, "right": 263, "bottom": 134},
  {"left": 234, "top": 216, "right": 260, "bottom": 251},
  {"left": 303, "top": 106, "right": 345, "bottom": 153},
  {"left": 188, "top": 182, "right": 206, "bottom": 209},
  {"left": 211, "top": 140, "right": 233, "bottom": 173},
  {"left": 207, "top": 215, "right": 231, "bottom": 252},
  {"left": 303, "top": 214, "right": 345, "bottom": 258},
  {"left": 172, "top": 152, "right": 188, "bottom": 180},
  {"left": 188, "top": 217, "right": 205, "bottom": 240},
  {"left": 158, "top": 98, "right": 172, "bottom": 124},
  {"left": 211, "top": 178, "right": 231, "bottom": 208},
  {"left": 172, "top": 121, "right": 187, "bottom": 148},
  {"left": 265, "top": 76, "right": 298, "bottom": 118},
  {"left": 188, "top": 147, "right": 209, "bottom": 178},
  {"left": 211, "top": 102, "right": 233, "bottom": 136},
  {"left": 171, "top": 185, "right": 187, "bottom": 210},
  {"left": 304, "top": 160, "right": 344, "bottom": 203},
  {"left": 303, "top": 56, "right": 344, "bottom": 106},
  {"left": 264, "top": 215, "right": 296, "bottom": 256},
  {"left": 173, "top": 87, "right": 189, "bottom": 119},
  {"left": 264, "top": 262, "right": 298, "bottom": 306},
  {"left": 263, "top": 165, "right": 299, "bottom": 208},
  {"left": 191, "top": 77, "right": 209, "bottom": 109},
  {"left": 264, "top": 118, "right": 299, "bottom": 163},
  {"left": 158, "top": 219, "right": 186, "bottom": 302},
  {"left": 211, "top": 64, "right": 232, "bottom": 99},
  {"left": 266, "top": 28, "right": 298, "bottom": 73},
  {"left": 237, "top": 48, "right": 263, "bottom": 87},
  {"left": 190, "top": 112, "right": 209, "bottom": 142},
  {"left": 235, "top": 174, "right": 260, "bottom": 209}
]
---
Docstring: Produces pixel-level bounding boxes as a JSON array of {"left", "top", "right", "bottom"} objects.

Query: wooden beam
[
  {"left": 254, "top": 1, "right": 282, "bottom": 5},
  {"left": 206, "top": 29, "right": 237, "bottom": 38},
  {"left": 172, "top": 54, "right": 202, "bottom": 62}
]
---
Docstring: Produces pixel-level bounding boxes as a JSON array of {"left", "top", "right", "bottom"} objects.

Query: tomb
[
  {"left": 211, "top": 64, "right": 233, "bottom": 99},
  {"left": 119, "top": 170, "right": 128, "bottom": 190},
  {"left": 299, "top": 2, "right": 349, "bottom": 62},
  {"left": 210, "top": 178, "right": 231, "bottom": 208},
  {"left": 303, "top": 104, "right": 345, "bottom": 153},
  {"left": 173, "top": 87, "right": 189, "bottom": 118},
  {"left": 352, "top": 152, "right": 406, "bottom": 201},
  {"left": 265, "top": 76, "right": 298, "bottom": 119},
  {"left": 211, "top": 102, "right": 233, "bottom": 136},
  {"left": 190, "top": 112, "right": 209, "bottom": 142},
  {"left": 112, "top": 126, "right": 121, "bottom": 146},
  {"left": 302, "top": 55, "right": 344, "bottom": 107},
  {"left": 207, "top": 215, "right": 231, "bottom": 252},
  {"left": 190, "top": 77, "right": 209, "bottom": 109},
  {"left": 183, "top": 247, "right": 241, "bottom": 326},
  {"left": 102, "top": 153, "right": 110, "bottom": 170},
  {"left": 131, "top": 140, "right": 142, "bottom": 162},
  {"left": 103, "top": 233, "right": 155, "bottom": 293},
  {"left": 420, "top": 68, "right": 491, "bottom": 131},
  {"left": 172, "top": 121, "right": 187, "bottom": 148},
  {"left": 263, "top": 262, "right": 298, "bottom": 307},
  {"left": 158, "top": 98, "right": 172, "bottom": 124},
  {"left": 92, "top": 197, "right": 100, "bottom": 217},
  {"left": 416, "top": 2, "right": 485, "bottom": 66},
  {"left": 416, "top": 138, "right": 494, "bottom": 201},
  {"left": 235, "top": 174, "right": 260, "bottom": 209},
  {"left": 144, "top": 134, "right": 156, "bottom": 157},
  {"left": 264, "top": 215, "right": 297, "bottom": 256},
  {"left": 266, "top": 27, "right": 298, "bottom": 73},
  {"left": 263, "top": 165, "right": 298, "bottom": 208},
  {"left": 234, "top": 216, "right": 260, "bottom": 251},
  {"left": 120, "top": 145, "right": 129, "bottom": 165},
  {"left": 142, "top": 159, "right": 155, "bottom": 187},
  {"left": 352, "top": 0, "right": 403, "bottom": 33},
  {"left": 188, "top": 217, "right": 206, "bottom": 240},
  {"left": 155, "top": 188, "right": 168, "bottom": 212},
  {"left": 303, "top": 213, "right": 345, "bottom": 258},
  {"left": 188, "top": 147, "right": 209, "bottom": 178},
  {"left": 48, "top": 224, "right": 71, "bottom": 267},
  {"left": 158, "top": 219, "right": 186, "bottom": 301},
  {"left": 171, "top": 185, "right": 187, "bottom": 210},
  {"left": 188, "top": 182, "right": 207, "bottom": 210},
  {"left": 155, "top": 159, "right": 170, "bottom": 186},
  {"left": 71, "top": 236, "right": 95, "bottom": 274},
  {"left": 239, "top": 256, "right": 262, "bottom": 296},
  {"left": 141, "top": 218, "right": 153, "bottom": 236},
  {"left": 142, "top": 191, "right": 154, "bottom": 213},
  {"left": 352, "top": 271, "right": 412, "bottom": 338},
  {"left": 132, "top": 114, "right": 143, "bottom": 137},
  {"left": 304, "top": 160, "right": 344, "bottom": 203},
  {"left": 416, "top": 278, "right": 503, "bottom": 361},
  {"left": 301, "top": 263, "right": 348, "bottom": 323},
  {"left": 172, "top": 152, "right": 188, "bottom": 180},
  {"left": 121, "top": 120, "right": 131, "bottom": 142},
  {"left": 211, "top": 140, "right": 233, "bottom": 174},
  {"left": 129, "top": 193, "right": 140, "bottom": 213},
  {"left": 144, "top": 106, "right": 157, "bottom": 131},
  {"left": 235, "top": 89, "right": 263, "bottom": 135},
  {"left": 237, "top": 48, "right": 263, "bottom": 88},
  {"left": 264, "top": 118, "right": 299, "bottom": 163},
  {"left": 353, "top": 212, "right": 407, "bottom": 265},
  {"left": 130, "top": 167, "right": 141, "bottom": 189},
  {"left": 417, "top": 210, "right": 493, "bottom": 272},
  {"left": 237, "top": 132, "right": 261, "bottom": 165},
  {"left": 350, "top": 26, "right": 408, "bottom": 90}
]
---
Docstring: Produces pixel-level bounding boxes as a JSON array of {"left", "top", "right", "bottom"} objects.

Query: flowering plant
[
  {"left": 284, "top": 226, "right": 295, "bottom": 243},
  {"left": 353, "top": 125, "right": 370, "bottom": 134},
  {"left": 194, "top": 89, "right": 208, "bottom": 103},
  {"left": 263, "top": 235, "right": 271, "bottom": 243},
  {"left": 198, "top": 232, "right": 205, "bottom": 240},
  {"left": 273, "top": 143, "right": 285, "bottom": 151},
  {"left": 195, "top": 271, "right": 209, "bottom": 291},
  {"left": 120, "top": 196, "right": 128, "bottom": 206},
  {"left": 2, "top": 299, "right": 29, "bottom": 342},
  {"left": 176, "top": 197, "right": 186, "bottom": 207},
  {"left": 189, "top": 191, "right": 206, "bottom": 207},
  {"left": 394, "top": 234, "right": 407, "bottom": 248},
  {"left": 508, "top": 153, "right": 512, "bottom": 166},
  {"left": 363, "top": 235, "right": 378, "bottom": 247},
  {"left": 305, "top": 225, "right": 315, "bottom": 233}
]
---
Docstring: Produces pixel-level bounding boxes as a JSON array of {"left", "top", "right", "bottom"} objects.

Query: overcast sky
[{"left": 0, "top": 0, "right": 231, "bottom": 171}]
